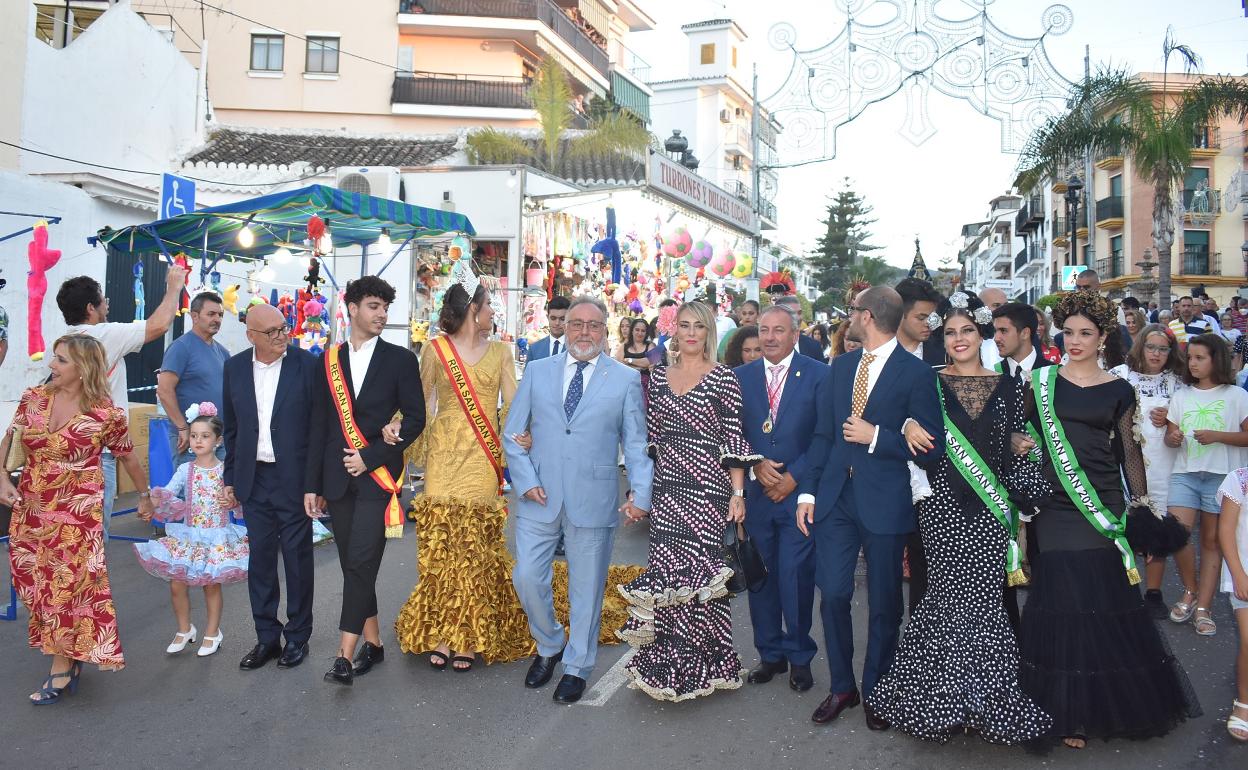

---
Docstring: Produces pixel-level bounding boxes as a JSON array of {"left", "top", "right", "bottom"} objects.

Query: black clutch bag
[{"left": 723, "top": 522, "right": 768, "bottom": 595}]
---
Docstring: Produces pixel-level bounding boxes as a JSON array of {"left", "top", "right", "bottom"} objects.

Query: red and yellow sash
[
  {"left": 430, "top": 336, "right": 505, "bottom": 494},
  {"left": 325, "top": 343, "right": 405, "bottom": 539}
]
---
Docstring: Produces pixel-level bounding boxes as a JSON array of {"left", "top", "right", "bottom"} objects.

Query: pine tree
[{"left": 811, "top": 178, "right": 881, "bottom": 291}]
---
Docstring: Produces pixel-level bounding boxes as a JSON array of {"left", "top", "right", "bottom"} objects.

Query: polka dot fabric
[
  {"left": 867, "top": 373, "right": 1052, "bottom": 744},
  {"left": 619, "top": 364, "right": 760, "bottom": 702}
]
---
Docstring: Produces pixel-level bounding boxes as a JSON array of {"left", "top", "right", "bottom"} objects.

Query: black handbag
[{"left": 722, "top": 522, "right": 768, "bottom": 595}]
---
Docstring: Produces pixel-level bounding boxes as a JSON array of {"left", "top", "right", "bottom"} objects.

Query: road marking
[{"left": 581, "top": 649, "right": 635, "bottom": 707}]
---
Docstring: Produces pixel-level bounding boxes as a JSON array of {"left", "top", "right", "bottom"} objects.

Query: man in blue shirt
[{"left": 157, "top": 292, "right": 230, "bottom": 463}]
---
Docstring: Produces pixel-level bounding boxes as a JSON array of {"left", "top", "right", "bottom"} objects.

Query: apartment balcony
[
  {"left": 1016, "top": 242, "right": 1044, "bottom": 276},
  {"left": 1052, "top": 216, "right": 1070, "bottom": 245},
  {"left": 758, "top": 119, "right": 778, "bottom": 150},
  {"left": 725, "top": 124, "right": 752, "bottom": 157},
  {"left": 399, "top": 0, "right": 609, "bottom": 78},
  {"left": 984, "top": 242, "right": 1011, "bottom": 269},
  {"left": 609, "top": 68, "right": 650, "bottom": 124},
  {"left": 1015, "top": 195, "right": 1045, "bottom": 233},
  {"left": 1095, "top": 195, "right": 1124, "bottom": 230},
  {"left": 612, "top": 41, "right": 651, "bottom": 83},
  {"left": 1191, "top": 126, "right": 1220, "bottom": 158},
  {"left": 730, "top": 179, "right": 752, "bottom": 202},
  {"left": 759, "top": 198, "right": 778, "bottom": 229},
  {"left": 1182, "top": 188, "right": 1222, "bottom": 222},
  {"left": 392, "top": 71, "right": 530, "bottom": 109},
  {"left": 1095, "top": 249, "right": 1126, "bottom": 279},
  {"left": 1180, "top": 248, "right": 1221, "bottom": 276},
  {"left": 1094, "top": 144, "right": 1124, "bottom": 170}
]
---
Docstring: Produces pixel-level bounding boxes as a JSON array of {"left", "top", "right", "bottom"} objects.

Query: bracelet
[
  {"left": 731, "top": 489, "right": 746, "bottom": 499},
  {"left": 138, "top": 490, "right": 152, "bottom": 499}
]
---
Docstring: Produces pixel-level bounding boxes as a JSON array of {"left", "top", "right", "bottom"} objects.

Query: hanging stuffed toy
[
  {"left": 133, "top": 261, "right": 146, "bottom": 321},
  {"left": 222, "top": 285, "right": 241, "bottom": 315},
  {"left": 277, "top": 293, "right": 296, "bottom": 329},
  {"left": 210, "top": 269, "right": 222, "bottom": 296},
  {"left": 26, "top": 220, "right": 61, "bottom": 361},
  {"left": 307, "top": 215, "right": 326, "bottom": 255},
  {"left": 304, "top": 257, "right": 323, "bottom": 292},
  {"left": 173, "top": 254, "right": 192, "bottom": 315}
]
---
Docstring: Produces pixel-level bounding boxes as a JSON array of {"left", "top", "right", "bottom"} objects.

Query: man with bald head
[{"left": 222, "top": 303, "right": 320, "bottom": 671}]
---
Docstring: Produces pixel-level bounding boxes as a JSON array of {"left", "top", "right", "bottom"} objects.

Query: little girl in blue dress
[{"left": 134, "top": 403, "right": 248, "bottom": 657}]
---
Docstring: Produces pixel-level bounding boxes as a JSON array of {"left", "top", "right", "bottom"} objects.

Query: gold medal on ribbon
[{"left": 762, "top": 419, "right": 773, "bottom": 434}]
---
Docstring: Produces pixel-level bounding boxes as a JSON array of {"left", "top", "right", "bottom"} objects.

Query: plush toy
[
  {"left": 133, "top": 261, "right": 146, "bottom": 321},
  {"left": 448, "top": 235, "right": 470, "bottom": 262},
  {"left": 410, "top": 320, "right": 430, "bottom": 344},
  {"left": 709, "top": 249, "right": 736, "bottom": 278},
  {"left": 302, "top": 296, "right": 328, "bottom": 354},
  {"left": 304, "top": 257, "right": 322, "bottom": 292},
  {"left": 662, "top": 225, "right": 692, "bottom": 259},
  {"left": 173, "top": 254, "right": 192, "bottom": 315},
  {"left": 307, "top": 215, "right": 326, "bottom": 254},
  {"left": 732, "top": 252, "right": 754, "bottom": 279},
  {"left": 687, "top": 239, "right": 714, "bottom": 268},
  {"left": 222, "top": 285, "right": 241, "bottom": 315},
  {"left": 277, "top": 293, "right": 296, "bottom": 329},
  {"left": 210, "top": 269, "right": 222, "bottom": 295},
  {"left": 27, "top": 220, "right": 61, "bottom": 361}
]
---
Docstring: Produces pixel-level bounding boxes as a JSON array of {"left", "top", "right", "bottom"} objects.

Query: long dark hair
[
  {"left": 724, "top": 325, "right": 759, "bottom": 367},
  {"left": 624, "top": 317, "right": 650, "bottom": 350},
  {"left": 1185, "top": 333, "right": 1235, "bottom": 386},
  {"left": 437, "top": 283, "right": 487, "bottom": 335}
]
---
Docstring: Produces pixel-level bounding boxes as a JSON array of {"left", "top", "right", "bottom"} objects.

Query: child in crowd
[
  {"left": 134, "top": 403, "right": 248, "bottom": 657},
  {"left": 1215, "top": 467, "right": 1248, "bottom": 742}
]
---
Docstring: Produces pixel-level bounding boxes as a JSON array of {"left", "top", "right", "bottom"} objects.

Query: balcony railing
[
  {"left": 402, "top": 0, "right": 608, "bottom": 75},
  {"left": 613, "top": 41, "right": 651, "bottom": 83},
  {"left": 1014, "top": 249, "right": 1028, "bottom": 271},
  {"left": 1192, "top": 125, "right": 1221, "bottom": 151},
  {"left": 1180, "top": 248, "right": 1220, "bottom": 276},
  {"left": 1096, "top": 249, "right": 1126, "bottom": 278},
  {"left": 392, "top": 72, "right": 532, "bottom": 109},
  {"left": 758, "top": 119, "right": 778, "bottom": 150},
  {"left": 1052, "top": 216, "right": 1070, "bottom": 241},
  {"left": 730, "top": 179, "right": 752, "bottom": 202},
  {"left": 1182, "top": 188, "right": 1222, "bottom": 217},
  {"left": 1095, "top": 195, "right": 1124, "bottom": 222},
  {"left": 759, "top": 198, "right": 777, "bottom": 225}
]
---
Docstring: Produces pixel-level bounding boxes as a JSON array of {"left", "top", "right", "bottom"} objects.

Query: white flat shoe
[
  {"left": 197, "top": 630, "right": 224, "bottom": 657},
  {"left": 166, "top": 625, "right": 197, "bottom": 654}
]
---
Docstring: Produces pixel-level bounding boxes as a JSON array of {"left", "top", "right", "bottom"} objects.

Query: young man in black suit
[{"left": 305, "top": 276, "right": 424, "bottom": 686}]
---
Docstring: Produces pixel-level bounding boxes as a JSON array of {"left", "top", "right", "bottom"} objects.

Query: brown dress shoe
[
  {"left": 811, "top": 689, "right": 861, "bottom": 724},
  {"left": 864, "top": 701, "right": 891, "bottom": 731}
]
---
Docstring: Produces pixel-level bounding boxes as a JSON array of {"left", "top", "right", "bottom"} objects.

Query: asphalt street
[{"left": 1, "top": 486, "right": 1243, "bottom": 770}]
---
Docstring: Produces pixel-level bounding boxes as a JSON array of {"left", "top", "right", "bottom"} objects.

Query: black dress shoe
[
  {"left": 324, "top": 657, "right": 354, "bottom": 686},
  {"left": 352, "top": 642, "right": 384, "bottom": 675},
  {"left": 276, "top": 641, "right": 309, "bottom": 669},
  {"left": 747, "top": 659, "right": 788, "bottom": 684},
  {"left": 239, "top": 642, "right": 281, "bottom": 670},
  {"left": 552, "top": 674, "right": 586, "bottom": 704},
  {"left": 789, "top": 664, "right": 814, "bottom": 692},
  {"left": 811, "top": 689, "right": 861, "bottom": 724},
  {"left": 864, "top": 702, "right": 891, "bottom": 731},
  {"left": 524, "top": 648, "right": 564, "bottom": 688}
]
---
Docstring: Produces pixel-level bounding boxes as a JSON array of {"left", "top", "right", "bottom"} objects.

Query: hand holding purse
[{"left": 722, "top": 522, "right": 768, "bottom": 595}]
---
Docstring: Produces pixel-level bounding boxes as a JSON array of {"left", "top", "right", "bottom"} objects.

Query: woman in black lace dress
[
  {"left": 1016, "top": 292, "right": 1200, "bottom": 749},
  {"left": 867, "top": 294, "right": 1052, "bottom": 745}
]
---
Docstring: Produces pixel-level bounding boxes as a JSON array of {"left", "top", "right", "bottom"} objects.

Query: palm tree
[
  {"left": 465, "top": 56, "right": 651, "bottom": 173},
  {"left": 1016, "top": 30, "right": 1248, "bottom": 302}
]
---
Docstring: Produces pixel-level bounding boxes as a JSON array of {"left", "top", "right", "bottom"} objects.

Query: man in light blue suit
[
  {"left": 734, "top": 305, "right": 828, "bottom": 694},
  {"left": 525, "top": 295, "right": 570, "bottom": 361},
  {"left": 504, "top": 296, "right": 653, "bottom": 704}
]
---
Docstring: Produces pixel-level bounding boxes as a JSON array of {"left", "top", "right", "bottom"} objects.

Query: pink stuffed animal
[{"left": 27, "top": 220, "right": 61, "bottom": 361}]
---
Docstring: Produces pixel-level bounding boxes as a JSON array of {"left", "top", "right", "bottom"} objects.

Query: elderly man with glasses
[{"left": 221, "top": 303, "right": 321, "bottom": 671}]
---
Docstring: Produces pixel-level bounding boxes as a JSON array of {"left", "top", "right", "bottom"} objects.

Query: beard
[{"left": 569, "top": 338, "right": 605, "bottom": 360}]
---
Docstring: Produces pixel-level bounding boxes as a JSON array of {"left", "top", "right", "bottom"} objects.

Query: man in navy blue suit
[
  {"left": 796, "top": 286, "right": 943, "bottom": 729},
  {"left": 526, "top": 296, "right": 570, "bottom": 361},
  {"left": 735, "top": 305, "right": 828, "bottom": 693},
  {"left": 222, "top": 304, "right": 319, "bottom": 671}
]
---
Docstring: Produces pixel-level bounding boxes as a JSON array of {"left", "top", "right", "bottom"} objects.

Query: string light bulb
[
  {"left": 319, "top": 230, "right": 333, "bottom": 253},
  {"left": 272, "top": 247, "right": 293, "bottom": 265},
  {"left": 377, "top": 228, "right": 392, "bottom": 252},
  {"left": 238, "top": 225, "right": 255, "bottom": 248}
]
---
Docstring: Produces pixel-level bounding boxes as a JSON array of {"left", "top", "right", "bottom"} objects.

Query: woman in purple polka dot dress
[{"left": 618, "top": 302, "right": 761, "bottom": 701}]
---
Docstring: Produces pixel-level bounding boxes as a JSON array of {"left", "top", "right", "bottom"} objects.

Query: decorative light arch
[{"left": 763, "top": 0, "right": 1076, "bottom": 164}]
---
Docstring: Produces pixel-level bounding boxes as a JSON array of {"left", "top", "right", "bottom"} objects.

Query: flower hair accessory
[
  {"left": 657, "top": 305, "right": 678, "bottom": 336},
  {"left": 184, "top": 402, "right": 218, "bottom": 421},
  {"left": 926, "top": 311, "right": 942, "bottom": 331},
  {"left": 973, "top": 306, "right": 993, "bottom": 325},
  {"left": 948, "top": 292, "right": 969, "bottom": 309}
]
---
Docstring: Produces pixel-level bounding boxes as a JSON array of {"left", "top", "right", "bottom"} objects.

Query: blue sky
[{"left": 628, "top": 0, "right": 1248, "bottom": 269}]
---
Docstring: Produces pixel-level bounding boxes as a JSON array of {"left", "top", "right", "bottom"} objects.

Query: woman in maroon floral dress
[
  {"left": 0, "top": 335, "right": 153, "bottom": 704},
  {"left": 618, "top": 302, "right": 760, "bottom": 701}
]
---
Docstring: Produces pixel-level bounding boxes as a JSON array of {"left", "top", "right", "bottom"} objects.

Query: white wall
[
  {"left": 20, "top": 0, "right": 200, "bottom": 176},
  {"left": 0, "top": 2, "right": 31, "bottom": 170}
]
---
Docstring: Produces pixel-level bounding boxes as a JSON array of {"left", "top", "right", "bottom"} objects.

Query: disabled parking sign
[{"left": 160, "top": 173, "right": 195, "bottom": 220}]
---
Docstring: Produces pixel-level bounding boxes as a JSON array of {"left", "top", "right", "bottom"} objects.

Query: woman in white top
[
  {"left": 1215, "top": 467, "right": 1248, "bottom": 742},
  {"left": 1110, "top": 324, "right": 1186, "bottom": 619},
  {"left": 1164, "top": 333, "right": 1248, "bottom": 637}
]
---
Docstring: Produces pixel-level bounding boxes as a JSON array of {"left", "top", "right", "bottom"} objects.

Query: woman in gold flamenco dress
[{"left": 394, "top": 283, "right": 639, "bottom": 671}]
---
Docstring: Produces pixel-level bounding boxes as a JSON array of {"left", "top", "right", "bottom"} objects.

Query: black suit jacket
[
  {"left": 222, "top": 345, "right": 318, "bottom": 507},
  {"left": 305, "top": 338, "right": 425, "bottom": 501}
]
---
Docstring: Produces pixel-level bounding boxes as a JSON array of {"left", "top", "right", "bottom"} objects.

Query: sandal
[
  {"left": 1229, "top": 700, "right": 1248, "bottom": 742},
  {"left": 30, "top": 662, "right": 81, "bottom": 706},
  {"left": 1168, "top": 588, "right": 1197, "bottom": 623},
  {"left": 429, "top": 651, "right": 448, "bottom": 671},
  {"left": 451, "top": 654, "right": 475, "bottom": 673},
  {"left": 1193, "top": 608, "right": 1217, "bottom": 636}
]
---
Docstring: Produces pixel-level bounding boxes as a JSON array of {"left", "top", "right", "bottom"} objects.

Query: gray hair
[
  {"left": 568, "top": 295, "right": 608, "bottom": 320},
  {"left": 190, "top": 292, "right": 223, "bottom": 313},
  {"left": 760, "top": 303, "right": 798, "bottom": 329}
]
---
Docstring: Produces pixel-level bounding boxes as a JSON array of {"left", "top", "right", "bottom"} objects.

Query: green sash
[
  {"left": 1033, "top": 366, "right": 1140, "bottom": 584},
  {"left": 937, "top": 380, "right": 1027, "bottom": 586}
]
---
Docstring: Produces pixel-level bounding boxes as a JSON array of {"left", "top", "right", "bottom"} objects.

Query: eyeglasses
[
  {"left": 848, "top": 305, "right": 869, "bottom": 315},
  {"left": 1143, "top": 344, "right": 1171, "bottom": 355},
  {"left": 566, "top": 321, "right": 606, "bottom": 333},
  {"left": 249, "top": 324, "right": 291, "bottom": 341}
]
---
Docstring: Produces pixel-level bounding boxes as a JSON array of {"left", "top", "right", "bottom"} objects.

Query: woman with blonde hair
[
  {"left": 1, "top": 334, "right": 154, "bottom": 703},
  {"left": 618, "top": 301, "right": 760, "bottom": 700}
]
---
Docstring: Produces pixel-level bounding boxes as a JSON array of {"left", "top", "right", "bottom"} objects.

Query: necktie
[
  {"left": 564, "top": 360, "right": 589, "bottom": 420},
  {"left": 851, "top": 352, "right": 876, "bottom": 418},
  {"left": 552, "top": 339, "right": 561, "bottom": 356},
  {"left": 767, "top": 364, "right": 787, "bottom": 420}
]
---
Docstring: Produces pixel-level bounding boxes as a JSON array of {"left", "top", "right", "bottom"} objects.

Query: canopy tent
[{"left": 94, "top": 184, "right": 476, "bottom": 286}]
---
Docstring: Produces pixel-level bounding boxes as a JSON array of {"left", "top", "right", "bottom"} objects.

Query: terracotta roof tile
[{"left": 185, "top": 125, "right": 458, "bottom": 169}]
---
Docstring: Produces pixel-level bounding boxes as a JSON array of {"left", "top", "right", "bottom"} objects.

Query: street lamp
[
  {"left": 1064, "top": 174, "right": 1083, "bottom": 268},
  {"left": 1241, "top": 240, "right": 1248, "bottom": 276}
]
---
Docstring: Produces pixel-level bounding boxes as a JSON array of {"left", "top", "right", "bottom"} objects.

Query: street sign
[
  {"left": 1061, "top": 264, "right": 1087, "bottom": 291},
  {"left": 982, "top": 278, "right": 1014, "bottom": 290},
  {"left": 160, "top": 173, "right": 195, "bottom": 220}
]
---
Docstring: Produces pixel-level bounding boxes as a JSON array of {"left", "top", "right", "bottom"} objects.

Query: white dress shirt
[
  {"left": 902, "top": 339, "right": 923, "bottom": 359},
  {"left": 347, "top": 336, "right": 379, "bottom": 397},
  {"left": 762, "top": 349, "right": 796, "bottom": 414},
  {"left": 550, "top": 336, "right": 565, "bottom": 357},
  {"left": 980, "top": 338, "right": 1003, "bottom": 368},
  {"left": 252, "top": 351, "right": 286, "bottom": 462},
  {"left": 562, "top": 352, "right": 599, "bottom": 400},
  {"left": 1005, "top": 347, "right": 1038, "bottom": 378}
]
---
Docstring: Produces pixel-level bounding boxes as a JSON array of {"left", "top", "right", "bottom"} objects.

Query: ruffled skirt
[
  {"left": 1019, "top": 548, "right": 1202, "bottom": 742},
  {"left": 133, "top": 523, "right": 249, "bottom": 587}
]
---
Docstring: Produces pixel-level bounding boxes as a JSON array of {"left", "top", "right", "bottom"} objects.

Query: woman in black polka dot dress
[
  {"left": 867, "top": 297, "right": 1052, "bottom": 744},
  {"left": 618, "top": 302, "right": 760, "bottom": 701}
]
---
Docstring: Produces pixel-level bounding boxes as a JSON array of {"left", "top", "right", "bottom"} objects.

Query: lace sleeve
[{"left": 1115, "top": 385, "right": 1150, "bottom": 505}]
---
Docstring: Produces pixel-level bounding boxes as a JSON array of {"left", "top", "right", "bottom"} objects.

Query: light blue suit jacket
[{"left": 504, "top": 351, "right": 653, "bottom": 528}]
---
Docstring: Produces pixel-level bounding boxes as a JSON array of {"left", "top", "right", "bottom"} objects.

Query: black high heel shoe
[{"left": 31, "top": 661, "right": 81, "bottom": 706}]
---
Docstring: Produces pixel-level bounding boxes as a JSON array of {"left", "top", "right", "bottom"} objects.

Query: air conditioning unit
[
  {"left": 335, "top": 167, "right": 402, "bottom": 201},
  {"left": 735, "top": 107, "right": 746, "bottom": 118},
  {"left": 719, "top": 109, "right": 731, "bottom": 123}
]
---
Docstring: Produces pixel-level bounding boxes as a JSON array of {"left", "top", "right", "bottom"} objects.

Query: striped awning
[{"left": 98, "top": 184, "right": 475, "bottom": 261}]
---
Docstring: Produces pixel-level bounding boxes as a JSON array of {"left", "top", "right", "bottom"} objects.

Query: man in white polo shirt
[{"left": 55, "top": 266, "right": 186, "bottom": 536}]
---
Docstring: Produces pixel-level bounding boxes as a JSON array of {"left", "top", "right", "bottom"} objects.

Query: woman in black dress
[
  {"left": 867, "top": 293, "right": 1052, "bottom": 745},
  {"left": 1016, "top": 291, "right": 1200, "bottom": 749}
]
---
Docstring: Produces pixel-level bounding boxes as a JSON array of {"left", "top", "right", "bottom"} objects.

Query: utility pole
[{"left": 750, "top": 64, "right": 762, "bottom": 294}]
